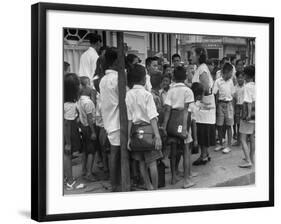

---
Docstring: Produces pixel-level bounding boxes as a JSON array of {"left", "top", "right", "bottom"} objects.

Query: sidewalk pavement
[{"left": 64, "top": 145, "right": 255, "bottom": 195}]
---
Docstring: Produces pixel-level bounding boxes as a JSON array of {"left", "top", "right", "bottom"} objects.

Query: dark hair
[
  {"left": 172, "top": 53, "right": 181, "bottom": 61},
  {"left": 145, "top": 56, "right": 158, "bottom": 68},
  {"left": 80, "top": 76, "right": 90, "bottom": 87},
  {"left": 98, "top": 45, "right": 110, "bottom": 55},
  {"left": 87, "top": 33, "right": 102, "bottom": 45},
  {"left": 194, "top": 47, "right": 207, "bottom": 64},
  {"left": 126, "top": 54, "right": 139, "bottom": 70},
  {"left": 174, "top": 66, "right": 186, "bottom": 82},
  {"left": 213, "top": 59, "right": 219, "bottom": 67},
  {"left": 163, "top": 64, "right": 171, "bottom": 71},
  {"left": 191, "top": 82, "right": 204, "bottom": 99},
  {"left": 104, "top": 48, "right": 118, "bottom": 69},
  {"left": 127, "top": 64, "right": 146, "bottom": 85},
  {"left": 64, "top": 73, "right": 80, "bottom": 103},
  {"left": 150, "top": 72, "right": 162, "bottom": 89},
  {"left": 93, "top": 77, "right": 101, "bottom": 93},
  {"left": 80, "top": 86, "right": 92, "bottom": 97},
  {"left": 230, "top": 56, "right": 236, "bottom": 62},
  {"left": 222, "top": 62, "right": 233, "bottom": 74},
  {"left": 126, "top": 54, "right": 138, "bottom": 64},
  {"left": 63, "top": 61, "right": 70, "bottom": 72},
  {"left": 236, "top": 59, "right": 243, "bottom": 66},
  {"left": 206, "top": 59, "right": 214, "bottom": 66},
  {"left": 221, "top": 57, "right": 230, "bottom": 64},
  {"left": 244, "top": 65, "right": 255, "bottom": 80}
]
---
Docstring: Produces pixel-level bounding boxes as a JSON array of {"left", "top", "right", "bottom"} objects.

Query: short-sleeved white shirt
[
  {"left": 164, "top": 83, "right": 194, "bottom": 109},
  {"left": 79, "top": 47, "right": 99, "bottom": 82},
  {"left": 64, "top": 102, "right": 78, "bottom": 120},
  {"left": 234, "top": 84, "right": 245, "bottom": 105},
  {"left": 126, "top": 85, "right": 158, "bottom": 124},
  {"left": 192, "top": 64, "right": 216, "bottom": 124},
  {"left": 77, "top": 96, "right": 96, "bottom": 127},
  {"left": 213, "top": 77, "right": 235, "bottom": 101},
  {"left": 192, "top": 63, "right": 214, "bottom": 92},
  {"left": 144, "top": 74, "right": 152, "bottom": 92},
  {"left": 99, "top": 69, "right": 120, "bottom": 134},
  {"left": 243, "top": 82, "right": 255, "bottom": 103},
  {"left": 188, "top": 102, "right": 199, "bottom": 121}
]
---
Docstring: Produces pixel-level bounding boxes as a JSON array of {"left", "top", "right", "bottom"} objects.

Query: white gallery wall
[{"left": 0, "top": 0, "right": 280, "bottom": 223}]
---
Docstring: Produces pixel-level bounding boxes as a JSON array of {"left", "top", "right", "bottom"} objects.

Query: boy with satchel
[
  {"left": 162, "top": 66, "right": 195, "bottom": 188},
  {"left": 126, "top": 64, "right": 163, "bottom": 190}
]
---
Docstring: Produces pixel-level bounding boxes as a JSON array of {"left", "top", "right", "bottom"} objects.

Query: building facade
[
  {"left": 178, "top": 35, "right": 255, "bottom": 65},
  {"left": 63, "top": 28, "right": 255, "bottom": 74}
]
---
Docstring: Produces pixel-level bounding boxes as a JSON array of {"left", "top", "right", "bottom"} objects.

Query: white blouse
[
  {"left": 192, "top": 63, "right": 214, "bottom": 93},
  {"left": 192, "top": 63, "right": 216, "bottom": 124}
]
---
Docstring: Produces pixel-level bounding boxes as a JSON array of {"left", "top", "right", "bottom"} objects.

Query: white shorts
[{"left": 107, "top": 129, "right": 120, "bottom": 146}]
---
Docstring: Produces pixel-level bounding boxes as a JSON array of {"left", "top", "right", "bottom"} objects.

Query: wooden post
[{"left": 116, "top": 32, "right": 131, "bottom": 191}]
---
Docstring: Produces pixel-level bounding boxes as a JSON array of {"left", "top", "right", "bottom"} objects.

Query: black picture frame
[{"left": 31, "top": 2, "right": 274, "bottom": 222}]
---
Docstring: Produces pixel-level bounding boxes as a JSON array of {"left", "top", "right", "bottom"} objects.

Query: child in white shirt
[
  {"left": 239, "top": 65, "right": 255, "bottom": 168},
  {"left": 64, "top": 73, "right": 85, "bottom": 191},
  {"left": 162, "top": 66, "right": 195, "bottom": 188},
  {"left": 77, "top": 76, "right": 97, "bottom": 182},
  {"left": 213, "top": 63, "right": 235, "bottom": 154},
  {"left": 126, "top": 64, "right": 163, "bottom": 190},
  {"left": 233, "top": 71, "right": 245, "bottom": 145},
  {"left": 99, "top": 48, "right": 121, "bottom": 191}
]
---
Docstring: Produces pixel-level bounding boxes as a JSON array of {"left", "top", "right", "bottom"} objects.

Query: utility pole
[{"left": 116, "top": 32, "right": 131, "bottom": 191}]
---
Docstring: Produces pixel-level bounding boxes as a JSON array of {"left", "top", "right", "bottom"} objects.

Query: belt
[{"left": 219, "top": 100, "right": 232, "bottom": 103}]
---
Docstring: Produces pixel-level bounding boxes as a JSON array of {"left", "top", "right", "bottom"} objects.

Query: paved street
[{"left": 64, "top": 145, "right": 255, "bottom": 195}]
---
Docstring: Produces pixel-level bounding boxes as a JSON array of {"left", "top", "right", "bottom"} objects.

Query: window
[{"left": 207, "top": 49, "right": 219, "bottom": 59}]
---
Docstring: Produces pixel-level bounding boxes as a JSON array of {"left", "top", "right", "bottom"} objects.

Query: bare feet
[
  {"left": 176, "top": 170, "right": 184, "bottom": 177},
  {"left": 146, "top": 183, "right": 154, "bottom": 190},
  {"left": 171, "top": 176, "right": 180, "bottom": 185},
  {"left": 189, "top": 172, "right": 198, "bottom": 178},
  {"left": 183, "top": 179, "right": 195, "bottom": 188},
  {"left": 238, "top": 161, "right": 252, "bottom": 168}
]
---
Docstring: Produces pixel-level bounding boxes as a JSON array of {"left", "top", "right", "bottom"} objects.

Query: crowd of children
[{"left": 64, "top": 36, "right": 256, "bottom": 192}]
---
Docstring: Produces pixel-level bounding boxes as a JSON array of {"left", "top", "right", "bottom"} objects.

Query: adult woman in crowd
[{"left": 191, "top": 47, "right": 216, "bottom": 165}]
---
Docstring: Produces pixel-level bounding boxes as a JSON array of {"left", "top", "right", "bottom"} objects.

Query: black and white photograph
[
  {"left": 63, "top": 29, "right": 256, "bottom": 194},
  {"left": 30, "top": 2, "right": 274, "bottom": 221},
  {"left": 0, "top": 0, "right": 279, "bottom": 223}
]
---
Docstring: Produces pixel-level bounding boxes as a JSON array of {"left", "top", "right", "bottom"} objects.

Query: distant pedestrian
[{"left": 79, "top": 33, "right": 102, "bottom": 83}]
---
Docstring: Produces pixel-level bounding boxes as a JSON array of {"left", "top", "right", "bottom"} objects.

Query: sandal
[
  {"left": 65, "top": 179, "right": 86, "bottom": 191},
  {"left": 183, "top": 181, "right": 195, "bottom": 189},
  {"left": 239, "top": 162, "right": 252, "bottom": 168}
]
